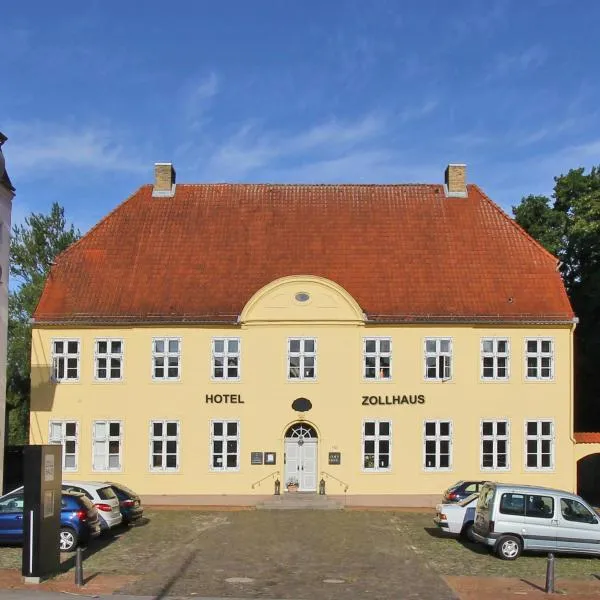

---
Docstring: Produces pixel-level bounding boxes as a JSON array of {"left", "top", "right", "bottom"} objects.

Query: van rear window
[
  {"left": 97, "top": 486, "right": 117, "bottom": 500},
  {"left": 477, "top": 485, "right": 495, "bottom": 512},
  {"left": 500, "top": 493, "right": 554, "bottom": 518}
]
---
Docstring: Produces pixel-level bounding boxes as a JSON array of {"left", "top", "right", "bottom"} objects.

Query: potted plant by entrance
[{"left": 286, "top": 477, "right": 299, "bottom": 492}]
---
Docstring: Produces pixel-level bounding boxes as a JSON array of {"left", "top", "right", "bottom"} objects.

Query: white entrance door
[{"left": 285, "top": 439, "right": 317, "bottom": 491}]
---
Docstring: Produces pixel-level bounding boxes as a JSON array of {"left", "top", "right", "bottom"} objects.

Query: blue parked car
[
  {"left": 0, "top": 487, "right": 101, "bottom": 551},
  {"left": 105, "top": 482, "right": 144, "bottom": 525}
]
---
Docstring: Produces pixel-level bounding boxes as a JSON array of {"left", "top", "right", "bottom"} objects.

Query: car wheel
[
  {"left": 495, "top": 535, "right": 522, "bottom": 560},
  {"left": 460, "top": 522, "right": 474, "bottom": 541},
  {"left": 59, "top": 527, "right": 77, "bottom": 552}
]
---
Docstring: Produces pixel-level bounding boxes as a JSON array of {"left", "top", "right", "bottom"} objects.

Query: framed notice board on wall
[
  {"left": 328, "top": 452, "right": 341, "bottom": 465},
  {"left": 250, "top": 452, "right": 263, "bottom": 465}
]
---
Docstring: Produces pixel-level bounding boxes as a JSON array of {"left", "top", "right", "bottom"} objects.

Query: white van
[{"left": 472, "top": 482, "right": 600, "bottom": 560}]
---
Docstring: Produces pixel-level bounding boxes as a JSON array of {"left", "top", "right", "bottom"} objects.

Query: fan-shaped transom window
[{"left": 285, "top": 423, "right": 317, "bottom": 439}]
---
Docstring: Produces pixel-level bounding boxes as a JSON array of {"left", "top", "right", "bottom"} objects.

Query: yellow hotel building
[{"left": 29, "top": 163, "right": 597, "bottom": 506}]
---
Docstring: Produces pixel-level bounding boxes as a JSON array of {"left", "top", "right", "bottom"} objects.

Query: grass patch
[{"left": 391, "top": 512, "right": 600, "bottom": 580}]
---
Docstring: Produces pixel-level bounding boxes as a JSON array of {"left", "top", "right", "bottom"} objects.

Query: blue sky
[{"left": 2, "top": 0, "right": 600, "bottom": 233}]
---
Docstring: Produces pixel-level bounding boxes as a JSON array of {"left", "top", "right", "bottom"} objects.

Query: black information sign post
[{"left": 22, "top": 445, "right": 62, "bottom": 583}]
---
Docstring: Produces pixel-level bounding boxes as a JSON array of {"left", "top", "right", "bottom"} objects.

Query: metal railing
[
  {"left": 251, "top": 470, "right": 280, "bottom": 490},
  {"left": 320, "top": 471, "right": 349, "bottom": 493}
]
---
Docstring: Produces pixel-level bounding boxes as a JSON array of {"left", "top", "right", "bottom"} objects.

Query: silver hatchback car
[{"left": 472, "top": 482, "right": 600, "bottom": 560}]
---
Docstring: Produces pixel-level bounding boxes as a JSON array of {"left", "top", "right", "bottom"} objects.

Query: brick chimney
[
  {"left": 444, "top": 163, "right": 467, "bottom": 197},
  {"left": 152, "top": 163, "right": 176, "bottom": 197}
]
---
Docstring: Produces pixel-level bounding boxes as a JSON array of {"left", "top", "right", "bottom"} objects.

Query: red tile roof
[
  {"left": 574, "top": 433, "right": 600, "bottom": 444},
  {"left": 33, "top": 183, "right": 574, "bottom": 324}
]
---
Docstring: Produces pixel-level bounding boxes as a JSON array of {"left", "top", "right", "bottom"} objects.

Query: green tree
[
  {"left": 7, "top": 203, "right": 80, "bottom": 444},
  {"left": 513, "top": 166, "right": 600, "bottom": 430}
]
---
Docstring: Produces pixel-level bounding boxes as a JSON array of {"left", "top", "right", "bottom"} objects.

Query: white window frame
[
  {"left": 210, "top": 420, "right": 240, "bottom": 472},
  {"left": 423, "top": 420, "right": 453, "bottom": 470},
  {"left": 211, "top": 337, "right": 241, "bottom": 381},
  {"left": 480, "top": 419, "right": 510, "bottom": 471},
  {"left": 363, "top": 337, "right": 392, "bottom": 381},
  {"left": 149, "top": 420, "right": 180, "bottom": 472},
  {"left": 424, "top": 338, "right": 452, "bottom": 381},
  {"left": 92, "top": 420, "right": 123, "bottom": 472},
  {"left": 481, "top": 338, "right": 510, "bottom": 381},
  {"left": 94, "top": 338, "right": 124, "bottom": 381},
  {"left": 287, "top": 337, "right": 317, "bottom": 381},
  {"left": 361, "top": 420, "right": 392, "bottom": 472},
  {"left": 51, "top": 338, "right": 80, "bottom": 382},
  {"left": 525, "top": 419, "right": 555, "bottom": 471},
  {"left": 152, "top": 337, "right": 182, "bottom": 381},
  {"left": 48, "top": 420, "right": 79, "bottom": 472},
  {"left": 525, "top": 338, "right": 554, "bottom": 381}
]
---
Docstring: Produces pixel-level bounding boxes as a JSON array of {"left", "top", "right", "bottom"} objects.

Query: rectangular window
[
  {"left": 500, "top": 492, "right": 554, "bottom": 518},
  {"left": 49, "top": 421, "right": 78, "bottom": 471},
  {"left": 288, "top": 338, "right": 316, "bottom": 380},
  {"left": 525, "top": 338, "right": 554, "bottom": 380},
  {"left": 481, "top": 338, "right": 509, "bottom": 380},
  {"left": 52, "top": 339, "right": 80, "bottom": 382},
  {"left": 152, "top": 338, "right": 181, "bottom": 380},
  {"left": 362, "top": 420, "right": 391, "bottom": 471},
  {"left": 212, "top": 338, "right": 240, "bottom": 380},
  {"left": 150, "top": 421, "right": 179, "bottom": 471},
  {"left": 481, "top": 420, "right": 510, "bottom": 470},
  {"left": 424, "top": 338, "right": 452, "bottom": 380},
  {"left": 525, "top": 420, "right": 554, "bottom": 470},
  {"left": 95, "top": 339, "right": 124, "bottom": 381},
  {"left": 363, "top": 338, "right": 392, "bottom": 380},
  {"left": 93, "top": 421, "right": 122, "bottom": 471},
  {"left": 211, "top": 420, "right": 239, "bottom": 471},
  {"left": 424, "top": 420, "right": 452, "bottom": 470}
]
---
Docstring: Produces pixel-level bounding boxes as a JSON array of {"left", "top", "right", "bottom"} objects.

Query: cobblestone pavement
[{"left": 118, "top": 510, "right": 457, "bottom": 599}]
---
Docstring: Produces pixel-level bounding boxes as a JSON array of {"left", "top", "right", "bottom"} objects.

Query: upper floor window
[
  {"left": 481, "top": 338, "right": 509, "bottom": 380},
  {"left": 93, "top": 420, "right": 122, "bottom": 471},
  {"left": 362, "top": 420, "right": 391, "bottom": 471},
  {"left": 152, "top": 338, "right": 181, "bottom": 380},
  {"left": 212, "top": 338, "right": 240, "bottom": 380},
  {"left": 52, "top": 339, "right": 80, "bottom": 382},
  {"left": 526, "top": 339, "right": 553, "bottom": 380},
  {"left": 424, "top": 420, "right": 452, "bottom": 470},
  {"left": 288, "top": 338, "right": 316, "bottom": 380},
  {"left": 424, "top": 338, "right": 452, "bottom": 380},
  {"left": 210, "top": 420, "right": 239, "bottom": 471},
  {"left": 49, "top": 420, "right": 78, "bottom": 471},
  {"left": 364, "top": 338, "right": 392, "bottom": 380},
  {"left": 150, "top": 421, "right": 179, "bottom": 472},
  {"left": 95, "top": 339, "right": 123, "bottom": 381}
]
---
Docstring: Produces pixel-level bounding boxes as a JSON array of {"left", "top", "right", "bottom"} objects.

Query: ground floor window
[
  {"left": 362, "top": 420, "right": 391, "bottom": 471},
  {"left": 93, "top": 421, "right": 122, "bottom": 471},
  {"left": 481, "top": 420, "right": 509, "bottom": 471},
  {"left": 150, "top": 421, "right": 179, "bottom": 471},
  {"left": 211, "top": 420, "right": 239, "bottom": 471},
  {"left": 49, "top": 420, "right": 78, "bottom": 471},
  {"left": 525, "top": 420, "right": 554, "bottom": 470},
  {"left": 424, "top": 420, "right": 452, "bottom": 470}
]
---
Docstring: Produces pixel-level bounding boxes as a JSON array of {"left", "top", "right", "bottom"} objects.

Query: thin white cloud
[
  {"left": 182, "top": 72, "right": 219, "bottom": 129},
  {"left": 398, "top": 100, "right": 438, "bottom": 123},
  {"left": 486, "top": 44, "right": 548, "bottom": 80},
  {"left": 4, "top": 120, "right": 147, "bottom": 176},
  {"left": 203, "top": 112, "right": 387, "bottom": 180}
]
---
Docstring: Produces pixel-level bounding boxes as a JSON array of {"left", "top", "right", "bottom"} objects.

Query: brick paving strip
[{"left": 445, "top": 575, "right": 600, "bottom": 599}]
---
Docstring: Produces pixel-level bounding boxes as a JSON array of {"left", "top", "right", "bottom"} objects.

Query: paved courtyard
[
  {"left": 118, "top": 510, "right": 456, "bottom": 599},
  {"left": 1, "top": 509, "right": 600, "bottom": 598}
]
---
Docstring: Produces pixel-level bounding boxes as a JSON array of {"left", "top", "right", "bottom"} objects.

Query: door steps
[{"left": 257, "top": 492, "right": 343, "bottom": 510}]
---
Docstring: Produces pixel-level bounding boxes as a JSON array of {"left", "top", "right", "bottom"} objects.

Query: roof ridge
[
  {"left": 173, "top": 182, "right": 441, "bottom": 188},
  {"left": 471, "top": 184, "right": 559, "bottom": 266}
]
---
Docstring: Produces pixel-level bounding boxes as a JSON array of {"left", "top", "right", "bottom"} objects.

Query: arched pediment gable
[{"left": 240, "top": 275, "right": 365, "bottom": 325}]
